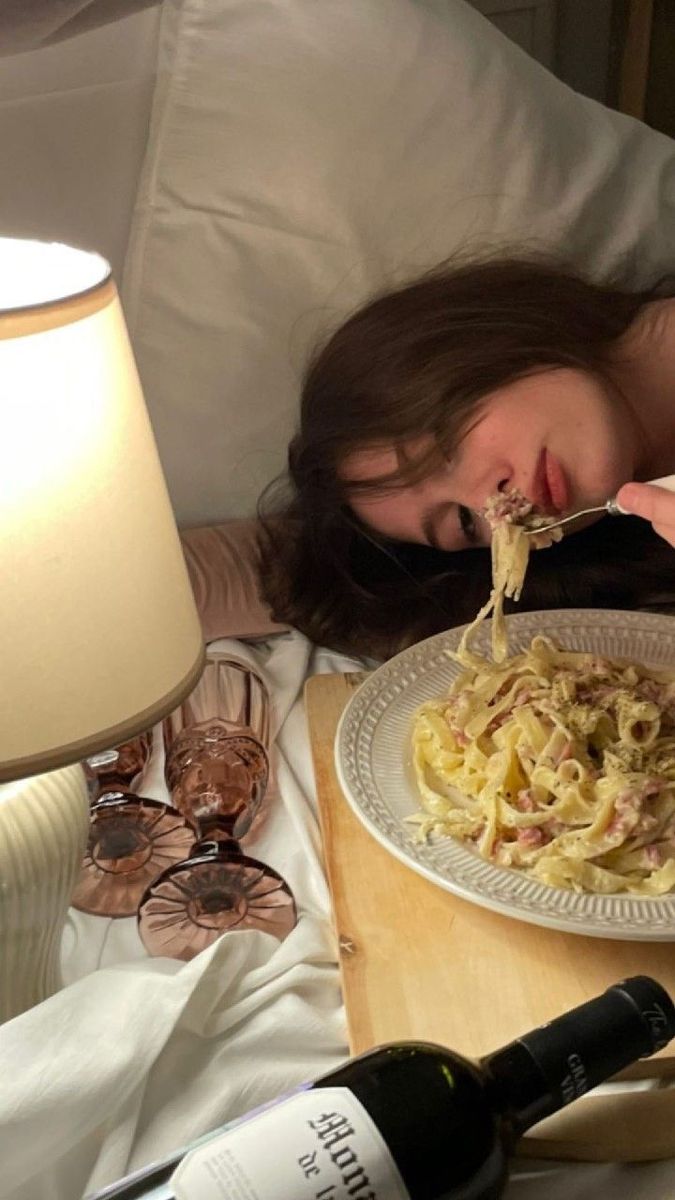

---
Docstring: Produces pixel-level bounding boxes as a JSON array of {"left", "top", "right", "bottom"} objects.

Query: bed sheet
[{"left": 0, "top": 631, "right": 673, "bottom": 1199}]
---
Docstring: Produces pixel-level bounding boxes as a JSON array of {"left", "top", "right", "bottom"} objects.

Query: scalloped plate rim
[{"left": 334, "top": 608, "right": 675, "bottom": 941}]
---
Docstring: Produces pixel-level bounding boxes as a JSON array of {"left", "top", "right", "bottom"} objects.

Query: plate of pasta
[{"left": 334, "top": 608, "right": 675, "bottom": 939}]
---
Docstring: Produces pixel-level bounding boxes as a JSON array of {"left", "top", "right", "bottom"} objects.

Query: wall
[{"left": 0, "top": 5, "right": 161, "bottom": 282}]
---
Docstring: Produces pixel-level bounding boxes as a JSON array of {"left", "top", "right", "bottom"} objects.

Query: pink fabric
[{"left": 180, "top": 521, "right": 289, "bottom": 643}]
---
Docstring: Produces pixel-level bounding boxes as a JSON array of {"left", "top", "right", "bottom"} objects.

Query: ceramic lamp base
[{"left": 0, "top": 763, "right": 90, "bottom": 1023}]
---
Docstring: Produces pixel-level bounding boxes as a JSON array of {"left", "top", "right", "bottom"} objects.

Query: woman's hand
[{"left": 616, "top": 482, "right": 675, "bottom": 549}]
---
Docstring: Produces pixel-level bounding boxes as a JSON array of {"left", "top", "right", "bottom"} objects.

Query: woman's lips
[
  {"left": 544, "top": 450, "right": 569, "bottom": 512},
  {"left": 530, "top": 449, "right": 569, "bottom": 513},
  {"left": 531, "top": 450, "right": 553, "bottom": 511}
]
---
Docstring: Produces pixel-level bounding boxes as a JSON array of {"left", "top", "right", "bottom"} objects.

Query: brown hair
[{"left": 259, "top": 256, "right": 675, "bottom": 658}]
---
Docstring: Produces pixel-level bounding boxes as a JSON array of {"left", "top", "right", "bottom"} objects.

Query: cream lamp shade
[{"left": 0, "top": 237, "right": 205, "bottom": 1021}]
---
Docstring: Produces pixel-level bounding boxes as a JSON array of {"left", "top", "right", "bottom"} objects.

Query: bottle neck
[{"left": 482, "top": 976, "right": 675, "bottom": 1138}]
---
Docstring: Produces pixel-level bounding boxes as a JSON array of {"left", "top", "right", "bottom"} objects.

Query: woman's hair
[{"left": 258, "top": 255, "right": 675, "bottom": 658}]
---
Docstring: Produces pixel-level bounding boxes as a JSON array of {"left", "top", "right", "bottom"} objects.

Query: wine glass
[
  {"left": 71, "top": 733, "right": 197, "bottom": 919},
  {"left": 137, "top": 654, "right": 297, "bottom": 960},
  {"left": 82, "top": 733, "right": 154, "bottom": 800}
]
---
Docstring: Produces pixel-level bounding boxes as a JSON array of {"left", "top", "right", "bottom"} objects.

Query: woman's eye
[{"left": 458, "top": 505, "right": 477, "bottom": 544}]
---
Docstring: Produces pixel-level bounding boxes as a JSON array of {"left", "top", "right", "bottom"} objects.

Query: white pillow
[{"left": 122, "top": 0, "right": 675, "bottom": 527}]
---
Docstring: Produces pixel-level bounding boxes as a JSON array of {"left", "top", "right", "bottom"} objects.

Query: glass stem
[{"left": 194, "top": 817, "right": 240, "bottom": 856}]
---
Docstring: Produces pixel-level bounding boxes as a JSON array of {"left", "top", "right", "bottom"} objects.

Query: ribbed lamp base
[{"left": 0, "top": 764, "right": 90, "bottom": 1023}]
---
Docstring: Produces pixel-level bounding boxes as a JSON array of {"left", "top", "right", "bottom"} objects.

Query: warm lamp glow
[
  {"left": 0, "top": 239, "right": 204, "bottom": 782},
  {"left": 0, "top": 238, "right": 109, "bottom": 308}
]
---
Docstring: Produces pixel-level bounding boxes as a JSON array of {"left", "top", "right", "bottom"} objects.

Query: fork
[{"left": 524, "top": 473, "right": 675, "bottom": 535}]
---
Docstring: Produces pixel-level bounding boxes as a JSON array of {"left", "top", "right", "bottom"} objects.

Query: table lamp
[{"left": 0, "top": 237, "right": 205, "bottom": 1023}]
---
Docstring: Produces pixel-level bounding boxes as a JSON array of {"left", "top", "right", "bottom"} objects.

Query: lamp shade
[{"left": 0, "top": 238, "right": 205, "bottom": 782}]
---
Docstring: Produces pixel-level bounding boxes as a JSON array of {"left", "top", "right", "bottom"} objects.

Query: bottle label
[{"left": 171, "top": 1086, "right": 411, "bottom": 1200}]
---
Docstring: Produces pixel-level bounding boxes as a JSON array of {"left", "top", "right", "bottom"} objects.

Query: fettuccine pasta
[
  {"left": 410, "top": 490, "right": 675, "bottom": 895},
  {"left": 458, "top": 488, "right": 560, "bottom": 664}
]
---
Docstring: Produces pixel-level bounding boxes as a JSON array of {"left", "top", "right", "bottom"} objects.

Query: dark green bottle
[{"left": 90, "top": 976, "right": 675, "bottom": 1200}]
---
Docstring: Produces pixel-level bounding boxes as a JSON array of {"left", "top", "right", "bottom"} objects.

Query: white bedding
[
  {"left": 1, "top": 632, "right": 674, "bottom": 1200},
  {"left": 2, "top": 633, "right": 355, "bottom": 1199}
]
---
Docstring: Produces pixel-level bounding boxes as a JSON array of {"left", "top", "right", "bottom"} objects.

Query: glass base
[
  {"left": 137, "top": 849, "right": 297, "bottom": 960},
  {"left": 71, "top": 795, "right": 196, "bottom": 918}
]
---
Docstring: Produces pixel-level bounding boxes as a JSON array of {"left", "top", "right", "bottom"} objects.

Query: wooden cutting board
[{"left": 305, "top": 670, "right": 675, "bottom": 1163}]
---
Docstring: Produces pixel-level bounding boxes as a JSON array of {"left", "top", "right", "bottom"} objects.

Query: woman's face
[{"left": 342, "top": 368, "right": 638, "bottom": 552}]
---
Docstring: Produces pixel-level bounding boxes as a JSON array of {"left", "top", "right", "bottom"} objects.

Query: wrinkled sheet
[
  {"left": 0, "top": 1, "right": 159, "bottom": 55},
  {"left": 0, "top": 632, "right": 673, "bottom": 1199}
]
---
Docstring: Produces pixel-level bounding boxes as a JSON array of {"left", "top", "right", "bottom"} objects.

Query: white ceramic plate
[{"left": 335, "top": 609, "right": 675, "bottom": 941}]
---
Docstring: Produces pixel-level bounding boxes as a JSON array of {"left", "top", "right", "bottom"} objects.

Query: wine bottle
[{"left": 89, "top": 975, "right": 675, "bottom": 1200}]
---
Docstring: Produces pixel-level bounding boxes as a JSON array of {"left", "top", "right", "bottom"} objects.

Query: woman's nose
[{"left": 466, "top": 476, "right": 510, "bottom": 515}]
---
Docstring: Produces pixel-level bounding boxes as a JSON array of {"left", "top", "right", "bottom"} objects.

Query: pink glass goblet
[
  {"left": 137, "top": 655, "right": 297, "bottom": 959},
  {"left": 72, "top": 731, "right": 196, "bottom": 919},
  {"left": 83, "top": 732, "right": 153, "bottom": 801}
]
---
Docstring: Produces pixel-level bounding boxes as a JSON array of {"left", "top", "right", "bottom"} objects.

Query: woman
[{"left": 259, "top": 256, "right": 675, "bottom": 658}]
